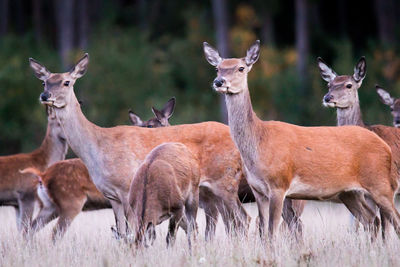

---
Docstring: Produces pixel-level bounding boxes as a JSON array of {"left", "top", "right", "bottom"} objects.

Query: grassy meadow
[{"left": 1, "top": 201, "right": 400, "bottom": 267}]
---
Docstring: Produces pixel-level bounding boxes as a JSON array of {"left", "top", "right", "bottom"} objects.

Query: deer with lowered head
[
  {"left": 19, "top": 101, "right": 174, "bottom": 240},
  {"left": 204, "top": 40, "right": 400, "bottom": 240},
  {"left": 29, "top": 54, "right": 259, "bottom": 240},
  {"left": 376, "top": 86, "right": 400, "bottom": 128},
  {"left": 0, "top": 107, "right": 67, "bottom": 234},
  {"left": 127, "top": 142, "right": 199, "bottom": 249}
]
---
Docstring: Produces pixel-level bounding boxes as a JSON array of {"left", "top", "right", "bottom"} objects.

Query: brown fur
[
  {"left": 21, "top": 159, "right": 109, "bottom": 240},
  {"left": 205, "top": 41, "right": 400, "bottom": 241},
  {"left": 0, "top": 107, "right": 67, "bottom": 234},
  {"left": 127, "top": 142, "right": 200, "bottom": 248},
  {"left": 18, "top": 105, "right": 174, "bottom": 240},
  {"left": 29, "top": 54, "right": 255, "bottom": 240}
]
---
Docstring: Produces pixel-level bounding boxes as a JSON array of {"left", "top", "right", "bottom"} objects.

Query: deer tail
[{"left": 20, "top": 167, "right": 43, "bottom": 184}]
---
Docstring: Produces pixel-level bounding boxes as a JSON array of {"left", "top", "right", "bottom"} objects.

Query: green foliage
[{"left": 1, "top": 11, "right": 400, "bottom": 155}]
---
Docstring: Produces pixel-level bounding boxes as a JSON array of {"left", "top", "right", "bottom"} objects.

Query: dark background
[{"left": 0, "top": 0, "right": 399, "bottom": 155}]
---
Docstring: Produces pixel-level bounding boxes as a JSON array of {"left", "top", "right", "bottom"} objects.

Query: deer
[
  {"left": 18, "top": 102, "right": 174, "bottom": 240},
  {"left": 376, "top": 86, "right": 400, "bottom": 128},
  {"left": 203, "top": 39, "right": 400, "bottom": 241},
  {"left": 0, "top": 107, "right": 67, "bottom": 235},
  {"left": 27, "top": 54, "right": 253, "bottom": 241},
  {"left": 128, "top": 97, "right": 175, "bottom": 127},
  {"left": 127, "top": 142, "right": 199, "bottom": 250}
]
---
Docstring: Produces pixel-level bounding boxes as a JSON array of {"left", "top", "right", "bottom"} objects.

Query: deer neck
[
  {"left": 52, "top": 93, "right": 102, "bottom": 167},
  {"left": 336, "top": 99, "right": 365, "bottom": 127},
  {"left": 35, "top": 122, "right": 68, "bottom": 168},
  {"left": 224, "top": 82, "right": 262, "bottom": 169}
]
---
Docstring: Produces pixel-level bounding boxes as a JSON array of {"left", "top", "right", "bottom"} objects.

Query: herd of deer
[{"left": 2, "top": 39, "right": 400, "bottom": 249}]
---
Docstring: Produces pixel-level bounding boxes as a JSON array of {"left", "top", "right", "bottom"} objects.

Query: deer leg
[
  {"left": 203, "top": 202, "right": 218, "bottom": 241},
  {"left": 166, "top": 209, "right": 183, "bottom": 247},
  {"left": 185, "top": 193, "right": 199, "bottom": 251},
  {"left": 17, "top": 194, "right": 35, "bottom": 236},
  {"left": 31, "top": 206, "right": 58, "bottom": 234},
  {"left": 339, "top": 191, "right": 379, "bottom": 239},
  {"left": 14, "top": 206, "right": 21, "bottom": 231},
  {"left": 110, "top": 200, "right": 127, "bottom": 240},
  {"left": 268, "top": 189, "right": 285, "bottom": 241},
  {"left": 252, "top": 189, "right": 269, "bottom": 240},
  {"left": 281, "top": 199, "right": 304, "bottom": 241}
]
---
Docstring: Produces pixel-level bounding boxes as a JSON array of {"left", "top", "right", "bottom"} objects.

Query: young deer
[
  {"left": 29, "top": 54, "right": 260, "bottom": 240},
  {"left": 376, "top": 86, "right": 400, "bottom": 128},
  {"left": 129, "top": 97, "right": 175, "bottom": 127},
  {"left": 204, "top": 40, "right": 400, "bottom": 240},
  {"left": 18, "top": 103, "right": 173, "bottom": 240},
  {"left": 0, "top": 107, "right": 67, "bottom": 234},
  {"left": 127, "top": 142, "right": 199, "bottom": 249}
]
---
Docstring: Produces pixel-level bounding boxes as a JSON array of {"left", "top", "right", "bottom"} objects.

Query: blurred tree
[
  {"left": 77, "top": 0, "right": 89, "bottom": 50},
  {"left": 0, "top": 0, "right": 9, "bottom": 37},
  {"left": 32, "top": 0, "right": 43, "bottom": 43},
  {"left": 55, "top": 0, "right": 74, "bottom": 68},
  {"left": 212, "top": 0, "right": 229, "bottom": 123},
  {"left": 374, "top": 0, "right": 396, "bottom": 46}
]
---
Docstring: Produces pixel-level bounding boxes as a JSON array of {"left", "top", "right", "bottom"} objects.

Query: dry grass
[{"left": 1, "top": 201, "right": 399, "bottom": 267}]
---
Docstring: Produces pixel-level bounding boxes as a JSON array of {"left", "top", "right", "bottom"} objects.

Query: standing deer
[
  {"left": 204, "top": 40, "right": 400, "bottom": 240},
  {"left": 28, "top": 54, "right": 259, "bottom": 240},
  {"left": 127, "top": 142, "right": 199, "bottom": 250},
  {"left": 18, "top": 102, "right": 174, "bottom": 240},
  {"left": 0, "top": 107, "right": 67, "bottom": 234},
  {"left": 376, "top": 86, "right": 400, "bottom": 128}
]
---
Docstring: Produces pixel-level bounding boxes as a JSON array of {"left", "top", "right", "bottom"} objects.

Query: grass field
[{"left": 1, "top": 201, "right": 399, "bottom": 267}]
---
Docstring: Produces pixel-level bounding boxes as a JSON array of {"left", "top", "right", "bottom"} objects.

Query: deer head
[
  {"left": 128, "top": 97, "right": 175, "bottom": 127},
  {"left": 376, "top": 85, "right": 400, "bottom": 128},
  {"left": 318, "top": 57, "right": 366, "bottom": 108},
  {"left": 203, "top": 40, "right": 260, "bottom": 94},
  {"left": 29, "top": 54, "right": 89, "bottom": 109}
]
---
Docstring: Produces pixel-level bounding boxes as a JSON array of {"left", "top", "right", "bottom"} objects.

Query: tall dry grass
[{"left": 0, "top": 202, "right": 399, "bottom": 267}]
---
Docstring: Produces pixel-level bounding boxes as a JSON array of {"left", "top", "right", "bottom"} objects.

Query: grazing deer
[
  {"left": 29, "top": 54, "right": 259, "bottom": 240},
  {"left": 18, "top": 102, "right": 174, "bottom": 240},
  {"left": 0, "top": 107, "right": 67, "bottom": 234},
  {"left": 129, "top": 97, "right": 175, "bottom": 127},
  {"left": 376, "top": 86, "right": 400, "bottom": 128},
  {"left": 127, "top": 142, "right": 199, "bottom": 249},
  {"left": 204, "top": 40, "right": 400, "bottom": 240}
]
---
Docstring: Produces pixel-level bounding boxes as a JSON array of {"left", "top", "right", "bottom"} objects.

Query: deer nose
[
  {"left": 324, "top": 94, "right": 333, "bottom": 103},
  {"left": 40, "top": 91, "right": 51, "bottom": 101},
  {"left": 214, "top": 78, "right": 225, "bottom": 88}
]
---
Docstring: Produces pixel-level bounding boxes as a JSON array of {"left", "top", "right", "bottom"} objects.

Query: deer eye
[
  {"left": 64, "top": 81, "right": 70, "bottom": 86},
  {"left": 215, "top": 68, "right": 218, "bottom": 73},
  {"left": 42, "top": 82, "right": 45, "bottom": 86},
  {"left": 391, "top": 108, "right": 394, "bottom": 111},
  {"left": 238, "top": 67, "right": 245, "bottom": 72},
  {"left": 147, "top": 125, "right": 154, "bottom": 128},
  {"left": 346, "top": 84, "right": 352, "bottom": 89}
]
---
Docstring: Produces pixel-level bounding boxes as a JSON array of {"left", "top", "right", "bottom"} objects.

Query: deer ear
[
  {"left": 29, "top": 58, "right": 50, "bottom": 81},
  {"left": 245, "top": 40, "right": 260, "bottom": 66},
  {"left": 353, "top": 56, "right": 366, "bottom": 82},
  {"left": 128, "top": 110, "right": 143, "bottom": 126},
  {"left": 376, "top": 85, "right": 394, "bottom": 106},
  {"left": 151, "top": 107, "right": 164, "bottom": 121},
  {"left": 161, "top": 97, "right": 175, "bottom": 119},
  {"left": 70, "top": 53, "right": 89, "bottom": 79},
  {"left": 317, "top": 57, "right": 337, "bottom": 83},
  {"left": 203, "top": 42, "right": 222, "bottom": 66}
]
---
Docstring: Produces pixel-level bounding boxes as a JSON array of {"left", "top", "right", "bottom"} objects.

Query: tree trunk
[
  {"left": 32, "top": 0, "right": 42, "bottom": 43},
  {"left": 295, "top": 0, "right": 309, "bottom": 91},
  {"left": 77, "top": 0, "right": 89, "bottom": 50},
  {"left": 15, "top": 0, "right": 25, "bottom": 34},
  {"left": 0, "top": 0, "right": 9, "bottom": 37},
  {"left": 211, "top": 0, "right": 229, "bottom": 124},
  {"left": 261, "top": 10, "right": 275, "bottom": 46},
  {"left": 374, "top": 0, "right": 396, "bottom": 46},
  {"left": 55, "top": 0, "right": 75, "bottom": 68}
]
